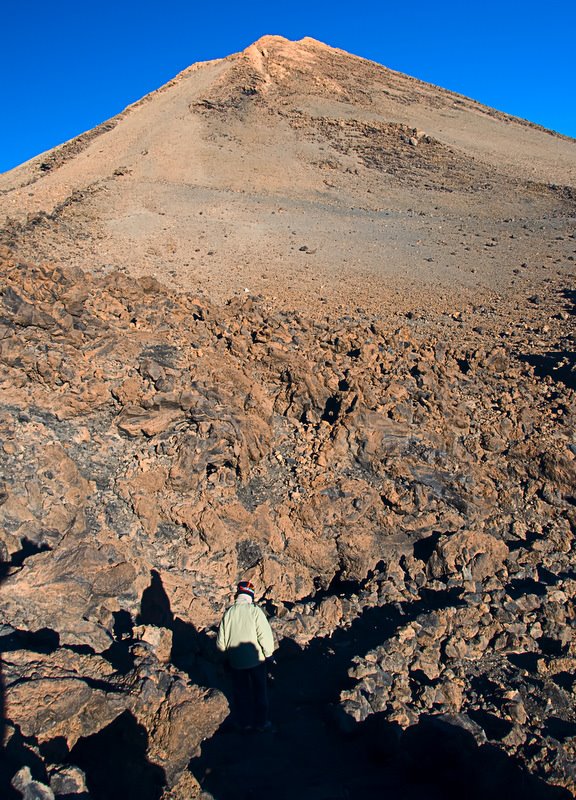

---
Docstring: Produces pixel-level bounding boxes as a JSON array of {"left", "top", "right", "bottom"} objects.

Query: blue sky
[{"left": 1, "top": 0, "right": 574, "bottom": 173}]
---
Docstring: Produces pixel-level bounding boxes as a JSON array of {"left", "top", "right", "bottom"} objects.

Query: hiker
[{"left": 216, "top": 580, "right": 275, "bottom": 731}]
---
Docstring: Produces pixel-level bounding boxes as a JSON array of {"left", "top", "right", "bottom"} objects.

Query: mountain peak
[
  {"left": 0, "top": 33, "right": 574, "bottom": 311},
  {"left": 247, "top": 34, "right": 333, "bottom": 49},
  {"left": 243, "top": 34, "right": 339, "bottom": 60},
  {"left": 248, "top": 34, "right": 293, "bottom": 48}
]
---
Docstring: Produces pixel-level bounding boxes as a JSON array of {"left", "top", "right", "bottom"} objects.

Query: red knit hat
[{"left": 236, "top": 580, "right": 255, "bottom": 599}]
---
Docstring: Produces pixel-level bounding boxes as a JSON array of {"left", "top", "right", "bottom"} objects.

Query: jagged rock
[
  {"left": 427, "top": 531, "right": 509, "bottom": 583},
  {"left": 11, "top": 768, "right": 55, "bottom": 800},
  {"left": 0, "top": 249, "right": 574, "bottom": 795},
  {"left": 133, "top": 624, "right": 173, "bottom": 663},
  {"left": 3, "top": 643, "right": 227, "bottom": 791},
  {"left": 0, "top": 438, "right": 93, "bottom": 558},
  {"left": 5, "top": 648, "right": 129, "bottom": 747},
  {"left": 0, "top": 539, "right": 149, "bottom": 651},
  {"left": 49, "top": 766, "right": 89, "bottom": 797}
]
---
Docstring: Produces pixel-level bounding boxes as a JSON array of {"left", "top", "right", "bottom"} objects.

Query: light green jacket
[{"left": 216, "top": 596, "right": 275, "bottom": 669}]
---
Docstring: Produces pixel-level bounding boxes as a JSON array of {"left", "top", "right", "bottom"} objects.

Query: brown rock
[{"left": 427, "top": 531, "right": 509, "bottom": 582}]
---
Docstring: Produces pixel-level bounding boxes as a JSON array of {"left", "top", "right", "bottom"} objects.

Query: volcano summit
[{"left": 1, "top": 34, "right": 575, "bottom": 310}]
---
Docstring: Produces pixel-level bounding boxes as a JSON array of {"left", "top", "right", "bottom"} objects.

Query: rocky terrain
[{"left": 0, "top": 34, "right": 575, "bottom": 800}]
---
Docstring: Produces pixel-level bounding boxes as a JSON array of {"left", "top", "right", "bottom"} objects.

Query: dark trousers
[{"left": 230, "top": 662, "right": 268, "bottom": 728}]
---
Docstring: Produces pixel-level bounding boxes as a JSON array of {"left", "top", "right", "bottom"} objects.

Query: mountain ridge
[
  {"left": 2, "top": 34, "right": 573, "bottom": 187},
  {"left": 0, "top": 34, "right": 574, "bottom": 311}
]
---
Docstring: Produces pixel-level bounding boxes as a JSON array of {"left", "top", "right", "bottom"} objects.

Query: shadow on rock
[
  {"left": 0, "top": 551, "right": 79, "bottom": 799},
  {"left": 171, "top": 617, "right": 234, "bottom": 711},
  {"left": 122, "top": 568, "right": 233, "bottom": 704},
  {"left": 519, "top": 350, "right": 576, "bottom": 390},
  {"left": 518, "top": 289, "right": 576, "bottom": 390},
  {"left": 137, "top": 569, "right": 174, "bottom": 628},
  {"left": 359, "top": 712, "right": 571, "bottom": 800},
  {"left": 188, "top": 591, "right": 572, "bottom": 800},
  {"left": 69, "top": 710, "right": 166, "bottom": 800},
  {"left": 1, "top": 726, "right": 49, "bottom": 800},
  {"left": 0, "top": 557, "right": 14, "bottom": 797}
]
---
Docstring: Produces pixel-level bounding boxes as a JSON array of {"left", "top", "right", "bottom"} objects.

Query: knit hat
[{"left": 236, "top": 580, "right": 255, "bottom": 599}]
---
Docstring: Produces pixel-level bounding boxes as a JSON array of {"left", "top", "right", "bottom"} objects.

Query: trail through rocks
[{"left": 188, "top": 588, "right": 572, "bottom": 800}]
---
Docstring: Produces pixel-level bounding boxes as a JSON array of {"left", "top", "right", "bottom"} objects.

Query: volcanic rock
[{"left": 0, "top": 34, "right": 575, "bottom": 800}]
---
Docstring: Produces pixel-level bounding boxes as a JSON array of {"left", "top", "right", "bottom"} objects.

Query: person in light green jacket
[{"left": 217, "top": 580, "right": 276, "bottom": 731}]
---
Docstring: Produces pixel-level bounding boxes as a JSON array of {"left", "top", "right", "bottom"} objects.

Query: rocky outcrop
[
  {"left": 0, "top": 248, "right": 574, "bottom": 796},
  {"left": 340, "top": 575, "right": 576, "bottom": 793},
  {"left": 3, "top": 627, "right": 227, "bottom": 795}
]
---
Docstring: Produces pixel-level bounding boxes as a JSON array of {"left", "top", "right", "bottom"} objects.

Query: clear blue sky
[{"left": 1, "top": 0, "right": 575, "bottom": 173}]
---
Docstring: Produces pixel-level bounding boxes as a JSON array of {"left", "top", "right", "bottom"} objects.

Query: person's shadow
[{"left": 138, "top": 569, "right": 174, "bottom": 628}]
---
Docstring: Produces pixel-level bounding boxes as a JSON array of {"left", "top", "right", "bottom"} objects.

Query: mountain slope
[{"left": 1, "top": 35, "right": 575, "bottom": 309}]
